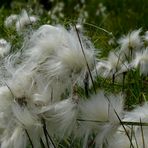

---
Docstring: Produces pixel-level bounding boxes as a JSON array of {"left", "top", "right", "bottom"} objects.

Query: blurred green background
[
  {"left": 0, "top": 0, "right": 148, "bottom": 55},
  {"left": 1, "top": 0, "right": 148, "bottom": 33}
]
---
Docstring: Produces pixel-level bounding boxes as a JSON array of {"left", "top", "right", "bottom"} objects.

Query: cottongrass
[
  {"left": 1, "top": 126, "right": 27, "bottom": 148},
  {"left": 91, "top": 51, "right": 130, "bottom": 84},
  {"left": 130, "top": 48, "right": 148, "bottom": 75},
  {"left": 0, "top": 76, "right": 77, "bottom": 147},
  {"left": 95, "top": 51, "right": 124, "bottom": 78},
  {"left": 0, "top": 39, "right": 11, "bottom": 57},
  {"left": 143, "top": 31, "right": 148, "bottom": 43},
  {"left": 108, "top": 102, "right": 148, "bottom": 148},
  {"left": 2, "top": 12, "right": 148, "bottom": 148},
  {"left": 4, "top": 9, "right": 38, "bottom": 32},
  {"left": 39, "top": 97, "right": 79, "bottom": 138},
  {"left": 4, "top": 14, "right": 18, "bottom": 28},
  {"left": 78, "top": 91, "right": 124, "bottom": 148},
  {"left": 16, "top": 9, "right": 38, "bottom": 32},
  {"left": 20, "top": 24, "right": 96, "bottom": 102},
  {"left": 118, "top": 29, "right": 143, "bottom": 58},
  {"left": 0, "top": 22, "right": 97, "bottom": 147},
  {"left": 118, "top": 29, "right": 142, "bottom": 50}
]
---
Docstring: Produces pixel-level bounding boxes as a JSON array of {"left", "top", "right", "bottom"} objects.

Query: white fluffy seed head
[
  {"left": 108, "top": 102, "right": 148, "bottom": 148},
  {"left": 0, "top": 86, "right": 13, "bottom": 111},
  {"left": 78, "top": 91, "right": 124, "bottom": 147},
  {"left": 108, "top": 51, "right": 122, "bottom": 69},
  {"left": 80, "top": 91, "right": 124, "bottom": 127},
  {"left": 109, "top": 122, "right": 148, "bottom": 148},
  {"left": 21, "top": 25, "right": 95, "bottom": 102},
  {"left": 6, "top": 72, "right": 34, "bottom": 100},
  {"left": 0, "top": 39, "right": 11, "bottom": 57},
  {"left": 12, "top": 103, "right": 39, "bottom": 127},
  {"left": 4, "top": 14, "right": 18, "bottom": 28},
  {"left": 143, "top": 31, "right": 148, "bottom": 43},
  {"left": 93, "top": 51, "right": 125, "bottom": 78},
  {"left": 16, "top": 9, "right": 38, "bottom": 32},
  {"left": 95, "top": 124, "right": 118, "bottom": 148},
  {"left": 39, "top": 98, "right": 78, "bottom": 137},
  {"left": 123, "top": 102, "right": 148, "bottom": 123},
  {"left": 32, "top": 76, "right": 72, "bottom": 104},
  {"left": 108, "top": 131, "right": 133, "bottom": 148},
  {"left": 4, "top": 10, "right": 38, "bottom": 32},
  {"left": 131, "top": 48, "right": 148, "bottom": 75},
  {"left": 79, "top": 91, "right": 124, "bottom": 137},
  {"left": 94, "top": 92, "right": 124, "bottom": 148},
  {"left": 56, "top": 28, "right": 94, "bottom": 74},
  {"left": 24, "top": 25, "right": 61, "bottom": 63},
  {"left": 118, "top": 28, "right": 143, "bottom": 56},
  {"left": 0, "top": 86, "right": 14, "bottom": 133},
  {"left": 1, "top": 126, "right": 27, "bottom": 148},
  {"left": 105, "top": 51, "right": 123, "bottom": 76},
  {"left": 80, "top": 92, "right": 108, "bottom": 123},
  {"left": 24, "top": 25, "right": 95, "bottom": 71}
]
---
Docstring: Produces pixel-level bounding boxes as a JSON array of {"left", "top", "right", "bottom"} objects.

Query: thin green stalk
[
  {"left": 140, "top": 118, "right": 145, "bottom": 148},
  {"left": 25, "top": 129, "right": 34, "bottom": 148},
  {"left": 84, "top": 72, "right": 89, "bottom": 98},
  {"left": 77, "top": 118, "right": 108, "bottom": 123},
  {"left": 103, "top": 95, "right": 134, "bottom": 148},
  {"left": 42, "top": 118, "right": 57, "bottom": 148},
  {"left": 77, "top": 118, "right": 148, "bottom": 127},
  {"left": 46, "top": 129, "right": 57, "bottom": 148},
  {"left": 42, "top": 119, "right": 50, "bottom": 148},
  {"left": 75, "top": 25, "right": 96, "bottom": 94},
  {"left": 84, "top": 22, "right": 113, "bottom": 37},
  {"left": 130, "top": 125, "right": 133, "bottom": 148},
  {"left": 40, "top": 138, "right": 46, "bottom": 148}
]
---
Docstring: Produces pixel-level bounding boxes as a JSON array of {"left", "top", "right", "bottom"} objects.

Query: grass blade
[
  {"left": 25, "top": 129, "right": 34, "bottom": 148},
  {"left": 74, "top": 25, "right": 96, "bottom": 94},
  {"left": 105, "top": 95, "right": 135, "bottom": 148},
  {"left": 40, "top": 138, "right": 46, "bottom": 148},
  {"left": 140, "top": 118, "right": 145, "bottom": 148},
  {"left": 42, "top": 119, "right": 50, "bottom": 148},
  {"left": 42, "top": 118, "right": 57, "bottom": 148}
]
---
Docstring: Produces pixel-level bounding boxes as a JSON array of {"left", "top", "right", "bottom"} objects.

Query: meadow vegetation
[{"left": 0, "top": 0, "right": 148, "bottom": 147}]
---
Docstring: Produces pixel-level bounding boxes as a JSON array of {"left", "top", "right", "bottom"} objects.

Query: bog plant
[{"left": 0, "top": 7, "right": 148, "bottom": 148}]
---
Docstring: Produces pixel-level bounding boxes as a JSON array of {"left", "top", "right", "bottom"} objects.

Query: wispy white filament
[
  {"left": 1, "top": 127, "right": 27, "bottom": 148},
  {"left": 21, "top": 24, "right": 96, "bottom": 102},
  {"left": 16, "top": 10, "right": 38, "bottom": 32},
  {"left": 131, "top": 48, "right": 148, "bottom": 75},
  {"left": 109, "top": 102, "right": 148, "bottom": 148},
  {"left": 118, "top": 28, "right": 143, "bottom": 57},
  {"left": 4, "top": 10, "right": 38, "bottom": 32},
  {"left": 79, "top": 91, "right": 124, "bottom": 147},
  {"left": 4, "top": 14, "right": 18, "bottom": 28},
  {"left": 0, "top": 39, "right": 11, "bottom": 57},
  {"left": 93, "top": 51, "right": 126, "bottom": 78},
  {"left": 39, "top": 98, "right": 78, "bottom": 137}
]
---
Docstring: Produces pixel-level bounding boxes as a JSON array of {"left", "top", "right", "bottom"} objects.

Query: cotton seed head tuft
[
  {"left": 131, "top": 48, "right": 148, "bottom": 75},
  {"left": 4, "top": 14, "right": 18, "bottom": 28},
  {"left": 16, "top": 9, "right": 38, "bottom": 32},
  {"left": 79, "top": 91, "right": 124, "bottom": 147},
  {"left": 118, "top": 28, "right": 143, "bottom": 57},
  {"left": 0, "top": 39, "right": 11, "bottom": 57}
]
